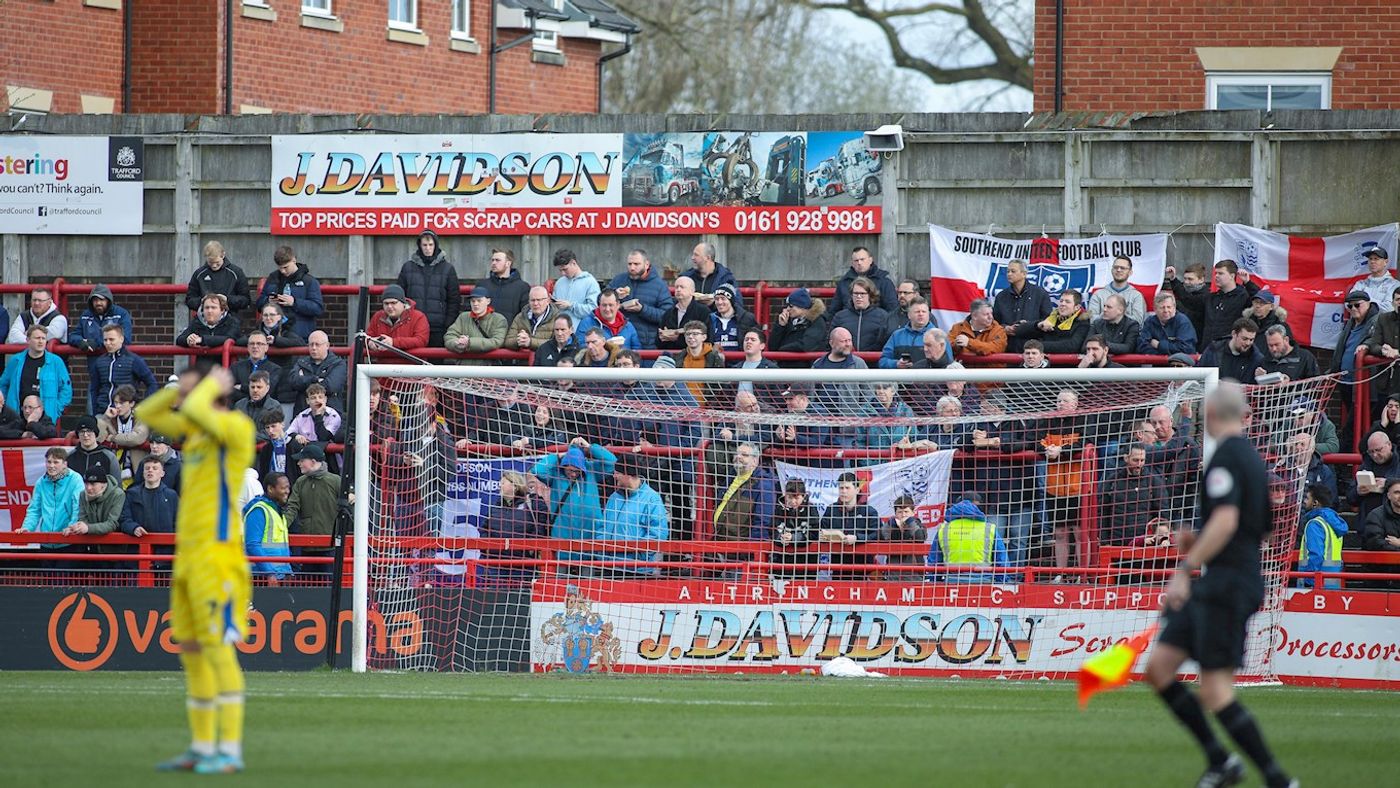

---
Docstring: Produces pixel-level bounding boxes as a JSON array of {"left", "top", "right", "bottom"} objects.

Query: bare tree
[
  {"left": 603, "top": 0, "right": 925, "bottom": 114},
  {"left": 796, "top": 0, "right": 1032, "bottom": 91}
]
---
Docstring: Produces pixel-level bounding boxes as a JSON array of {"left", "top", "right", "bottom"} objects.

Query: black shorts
[{"left": 1158, "top": 573, "right": 1265, "bottom": 671}]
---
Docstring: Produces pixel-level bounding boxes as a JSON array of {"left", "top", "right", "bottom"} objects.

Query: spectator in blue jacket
[
  {"left": 1297, "top": 483, "right": 1346, "bottom": 589},
  {"left": 532, "top": 437, "right": 617, "bottom": 542},
  {"left": 598, "top": 452, "right": 669, "bottom": 576},
  {"left": 255, "top": 245, "right": 324, "bottom": 339},
  {"left": 880, "top": 298, "right": 935, "bottom": 368},
  {"left": 550, "top": 248, "right": 601, "bottom": 327},
  {"left": 608, "top": 249, "right": 673, "bottom": 349},
  {"left": 68, "top": 283, "right": 133, "bottom": 351},
  {"left": 17, "top": 447, "right": 84, "bottom": 559},
  {"left": 927, "top": 497, "right": 1011, "bottom": 582},
  {"left": 243, "top": 472, "right": 293, "bottom": 580},
  {"left": 88, "top": 324, "right": 157, "bottom": 415},
  {"left": 1, "top": 323, "right": 73, "bottom": 423},
  {"left": 120, "top": 456, "right": 180, "bottom": 546},
  {"left": 1138, "top": 290, "right": 1198, "bottom": 355},
  {"left": 573, "top": 289, "right": 641, "bottom": 351}
]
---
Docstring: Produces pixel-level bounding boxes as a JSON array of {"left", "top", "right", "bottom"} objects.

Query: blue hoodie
[
  {"left": 927, "top": 499, "right": 1010, "bottom": 582},
  {"left": 1297, "top": 506, "right": 1347, "bottom": 589},
  {"left": 598, "top": 480, "right": 669, "bottom": 574},
  {"left": 68, "top": 284, "right": 134, "bottom": 350},
  {"left": 532, "top": 443, "right": 617, "bottom": 541}
]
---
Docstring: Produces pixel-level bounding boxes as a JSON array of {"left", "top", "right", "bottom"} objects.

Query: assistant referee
[{"left": 1145, "top": 383, "right": 1296, "bottom": 788}]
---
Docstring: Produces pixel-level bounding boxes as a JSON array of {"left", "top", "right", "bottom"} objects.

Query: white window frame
[
  {"left": 1205, "top": 73, "right": 1331, "bottom": 111},
  {"left": 302, "top": 0, "right": 333, "bottom": 17},
  {"left": 533, "top": 0, "right": 564, "bottom": 52},
  {"left": 451, "top": 0, "right": 471, "bottom": 39},
  {"left": 388, "top": 0, "right": 418, "bottom": 31},
  {"left": 244, "top": 0, "right": 272, "bottom": 7}
]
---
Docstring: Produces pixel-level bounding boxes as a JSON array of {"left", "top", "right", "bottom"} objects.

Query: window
[
  {"left": 302, "top": 0, "right": 332, "bottom": 15},
  {"left": 533, "top": 0, "right": 564, "bottom": 51},
  {"left": 452, "top": 0, "right": 470, "bottom": 38},
  {"left": 1206, "top": 74, "right": 1330, "bottom": 111},
  {"left": 388, "top": 0, "right": 417, "bottom": 29}
]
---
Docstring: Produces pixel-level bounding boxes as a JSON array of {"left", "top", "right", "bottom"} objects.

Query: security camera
[{"left": 864, "top": 124, "right": 904, "bottom": 153}]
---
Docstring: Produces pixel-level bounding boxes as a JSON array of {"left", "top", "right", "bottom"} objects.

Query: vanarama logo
[
  {"left": 48, "top": 591, "right": 119, "bottom": 670},
  {"left": 0, "top": 153, "right": 69, "bottom": 181},
  {"left": 45, "top": 591, "right": 424, "bottom": 671}
]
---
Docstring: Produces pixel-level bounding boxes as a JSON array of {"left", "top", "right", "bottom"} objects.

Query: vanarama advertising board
[{"left": 270, "top": 131, "right": 882, "bottom": 235}]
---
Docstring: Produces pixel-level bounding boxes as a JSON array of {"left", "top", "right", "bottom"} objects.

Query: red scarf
[{"left": 593, "top": 307, "right": 626, "bottom": 334}]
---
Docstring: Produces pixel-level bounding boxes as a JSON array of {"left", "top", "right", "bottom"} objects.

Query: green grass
[{"left": 2, "top": 672, "right": 1392, "bottom": 787}]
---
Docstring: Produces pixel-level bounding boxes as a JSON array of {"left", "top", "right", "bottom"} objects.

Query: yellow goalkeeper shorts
[{"left": 170, "top": 552, "right": 251, "bottom": 648}]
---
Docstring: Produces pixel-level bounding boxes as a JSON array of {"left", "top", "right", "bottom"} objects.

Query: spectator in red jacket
[{"left": 367, "top": 284, "right": 429, "bottom": 357}]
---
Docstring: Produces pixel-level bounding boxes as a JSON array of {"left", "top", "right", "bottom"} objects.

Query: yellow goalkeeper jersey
[{"left": 135, "top": 377, "right": 256, "bottom": 556}]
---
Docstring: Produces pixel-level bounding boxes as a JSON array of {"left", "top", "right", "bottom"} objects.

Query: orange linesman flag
[{"left": 1077, "top": 623, "right": 1159, "bottom": 709}]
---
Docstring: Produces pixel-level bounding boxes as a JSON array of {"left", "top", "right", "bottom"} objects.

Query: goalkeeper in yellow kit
[{"left": 137, "top": 365, "right": 256, "bottom": 774}]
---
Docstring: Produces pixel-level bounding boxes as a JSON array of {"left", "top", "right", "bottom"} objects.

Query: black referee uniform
[{"left": 1159, "top": 433, "right": 1271, "bottom": 668}]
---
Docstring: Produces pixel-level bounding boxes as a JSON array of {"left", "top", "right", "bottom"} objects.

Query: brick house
[
  {"left": 1033, "top": 0, "right": 1400, "bottom": 112},
  {"left": 3, "top": 0, "right": 637, "bottom": 116}
]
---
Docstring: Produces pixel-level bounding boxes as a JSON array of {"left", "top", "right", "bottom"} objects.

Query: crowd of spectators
[{"left": 4, "top": 236, "right": 1393, "bottom": 584}]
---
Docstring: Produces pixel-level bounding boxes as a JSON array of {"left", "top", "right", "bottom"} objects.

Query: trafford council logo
[{"left": 116, "top": 146, "right": 137, "bottom": 168}]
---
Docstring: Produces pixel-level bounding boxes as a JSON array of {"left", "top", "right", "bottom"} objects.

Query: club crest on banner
[
  {"left": 538, "top": 586, "right": 620, "bottom": 673},
  {"left": 1353, "top": 240, "right": 1385, "bottom": 272},
  {"left": 1234, "top": 238, "right": 1261, "bottom": 274},
  {"left": 984, "top": 262, "right": 1095, "bottom": 300}
]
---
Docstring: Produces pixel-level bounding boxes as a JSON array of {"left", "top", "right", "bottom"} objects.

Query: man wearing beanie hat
[
  {"left": 769, "top": 288, "right": 828, "bottom": 353},
  {"left": 63, "top": 466, "right": 126, "bottom": 540},
  {"left": 68, "top": 415, "right": 118, "bottom": 482},
  {"left": 708, "top": 282, "right": 760, "bottom": 352},
  {"left": 598, "top": 451, "right": 669, "bottom": 576},
  {"left": 367, "top": 283, "right": 430, "bottom": 358},
  {"left": 445, "top": 286, "right": 508, "bottom": 365}
]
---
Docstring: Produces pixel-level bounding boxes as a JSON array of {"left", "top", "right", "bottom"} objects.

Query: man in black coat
[
  {"left": 1200, "top": 260, "right": 1260, "bottom": 348},
  {"left": 186, "top": 241, "right": 252, "bottom": 315},
  {"left": 992, "top": 259, "right": 1052, "bottom": 352},
  {"left": 396, "top": 230, "right": 462, "bottom": 347}
]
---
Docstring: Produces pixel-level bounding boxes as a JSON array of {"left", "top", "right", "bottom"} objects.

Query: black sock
[
  {"left": 1157, "top": 680, "right": 1229, "bottom": 767},
  {"left": 1217, "top": 700, "right": 1289, "bottom": 785}
]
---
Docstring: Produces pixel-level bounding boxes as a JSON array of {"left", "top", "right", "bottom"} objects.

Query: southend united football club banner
[
  {"left": 927, "top": 224, "right": 1167, "bottom": 331},
  {"left": 530, "top": 581, "right": 1400, "bottom": 685},
  {"left": 0, "top": 136, "right": 144, "bottom": 234},
  {"left": 269, "top": 131, "right": 881, "bottom": 236},
  {"left": 1214, "top": 223, "right": 1400, "bottom": 350},
  {"left": 435, "top": 455, "right": 537, "bottom": 577},
  {"left": 0, "top": 447, "right": 47, "bottom": 546},
  {"left": 772, "top": 449, "right": 955, "bottom": 536}
]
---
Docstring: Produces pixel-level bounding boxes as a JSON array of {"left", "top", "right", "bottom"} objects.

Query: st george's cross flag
[{"left": 1214, "top": 223, "right": 1400, "bottom": 350}]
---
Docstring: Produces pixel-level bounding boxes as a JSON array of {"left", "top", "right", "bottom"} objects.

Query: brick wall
[
  {"left": 2, "top": 0, "right": 123, "bottom": 113},
  {"left": 4, "top": 0, "right": 603, "bottom": 115},
  {"left": 1033, "top": 0, "right": 1400, "bottom": 112},
  {"left": 231, "top": 0, "right": 600, "bottom": 114}
]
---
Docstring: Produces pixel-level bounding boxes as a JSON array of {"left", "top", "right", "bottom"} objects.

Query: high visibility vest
[
  {"left": 937, "top": 518, "right": 997, "bottom": 565},
  {"left": 246, "top": 498, "right": 288, "bottom": 547},
  {"left": 1298, "top": 516, "right": 1342, "bottom": 573}
]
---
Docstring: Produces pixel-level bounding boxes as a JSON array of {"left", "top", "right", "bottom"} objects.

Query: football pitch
[{"left": 3, "top": 672, "right": 1393, "bottom": 787}]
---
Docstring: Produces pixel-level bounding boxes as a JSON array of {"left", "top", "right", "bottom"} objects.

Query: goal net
[{"left": 351, "top": 363, "right": 1334, "bottom": 681}]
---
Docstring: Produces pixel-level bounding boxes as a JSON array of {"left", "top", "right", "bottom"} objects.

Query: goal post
[{"left": 350, "top": 361, "right": 1334, "bottom": 679}]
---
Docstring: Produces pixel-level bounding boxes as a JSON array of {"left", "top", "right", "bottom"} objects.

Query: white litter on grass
[{"left": 820, "top": 656, "right": 886, "bottom": 678}]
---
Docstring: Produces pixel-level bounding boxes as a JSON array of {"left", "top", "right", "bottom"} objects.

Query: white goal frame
[{"left": 350, "top": 363, "right": 1220, "bottom": 672}]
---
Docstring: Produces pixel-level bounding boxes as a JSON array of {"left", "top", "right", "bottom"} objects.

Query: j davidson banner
[
  {"left": 529, "top": 580, "right": 1400, "bottom": 686},
  {"left": 270, "top": 132, "right": 882, "bottom": 236}
]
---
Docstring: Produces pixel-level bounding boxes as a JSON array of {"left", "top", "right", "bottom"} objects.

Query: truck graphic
[
  {"left": 623, "top": 140, "right": 700, "bottom": 205},
  {"left": 836, "top": 139, "right": 882, "bottom": 204}
]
